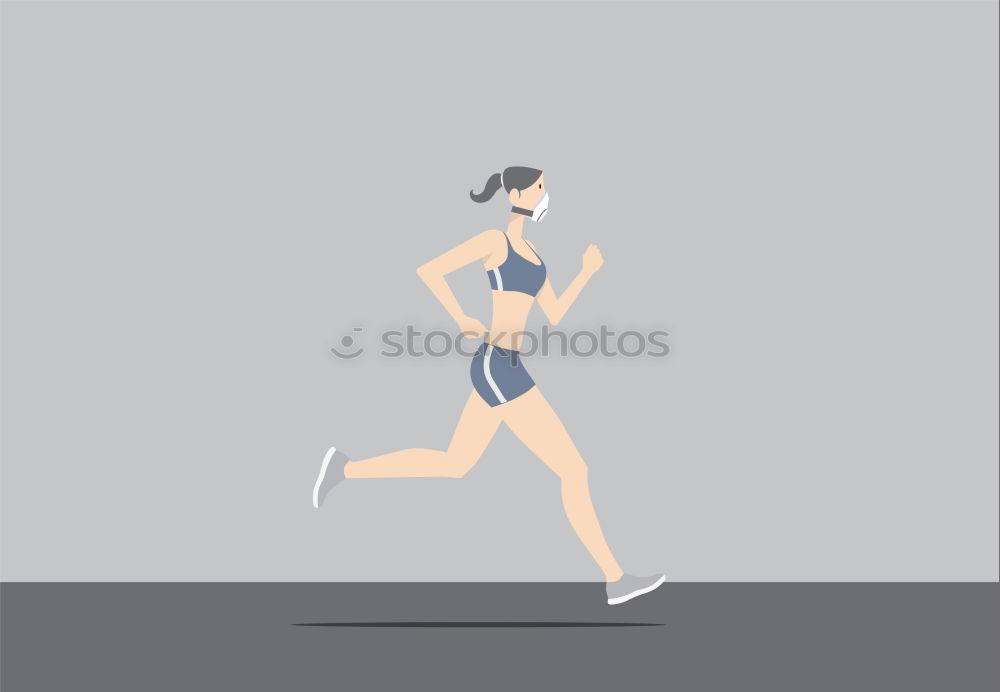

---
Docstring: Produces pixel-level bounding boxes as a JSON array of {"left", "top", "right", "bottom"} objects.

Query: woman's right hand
[
  {"left": 582, "top": 243, "right": 604, "bottom": 276},
  {"left": 457, "top": 315, "right": 488, "bottom": 340}
]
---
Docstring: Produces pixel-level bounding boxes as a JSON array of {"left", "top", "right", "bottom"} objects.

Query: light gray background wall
[{"left": 2, "top": 1, "right": 997, "bottom": 581}]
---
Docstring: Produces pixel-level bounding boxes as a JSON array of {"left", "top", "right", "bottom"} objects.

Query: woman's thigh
[
  {"left": 500, "top": 387, "right": 587, "bottom": 478},
  {"left": 447, "top": 389, "right": 504, "bottom": 466}
]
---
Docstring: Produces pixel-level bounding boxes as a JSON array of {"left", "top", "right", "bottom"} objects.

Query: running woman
[{"left": 313, "top": 167, "right": 664, "bottom": 605}]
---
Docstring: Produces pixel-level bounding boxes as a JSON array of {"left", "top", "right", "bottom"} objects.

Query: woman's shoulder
[
  {"left": 479, "top": 229, "right": 509, "bottom": 270},
  {"left": 474, "top": 228, "right": 508, "bottom": 251},
  {"left": 477, "top": 228, "right": 506, "bottom": 242}
]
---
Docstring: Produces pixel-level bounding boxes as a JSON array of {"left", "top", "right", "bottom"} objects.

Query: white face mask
[{"left": 531, "top": 193, "right": 549, "bottom": 223}]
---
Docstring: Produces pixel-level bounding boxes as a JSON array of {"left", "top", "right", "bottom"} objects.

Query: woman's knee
[
  {"left": 555, "top": 456, "right": 589, "bottom": 484},
  {"left": 442, "top": 450, "right": 479, "bottom": 478}
]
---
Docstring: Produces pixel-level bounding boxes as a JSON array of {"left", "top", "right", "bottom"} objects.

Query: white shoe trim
[
  {"left": 313, "top": 446, "right": 338, "bottom": 509},
  {"left": 607, "top": 574, "right": 666, "bottom": 605}
]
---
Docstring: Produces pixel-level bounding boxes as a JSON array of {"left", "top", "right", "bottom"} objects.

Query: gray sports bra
[{"left": 486, "top": 233, "right": 546, "bottom": 297}]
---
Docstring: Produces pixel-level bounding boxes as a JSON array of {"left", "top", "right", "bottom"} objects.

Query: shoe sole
[
  {"left": 312, "top": 446, "right": 338, "bottom": 509},
  {"left": 607, "top": 574, "right": 666, "bottom": 605}
]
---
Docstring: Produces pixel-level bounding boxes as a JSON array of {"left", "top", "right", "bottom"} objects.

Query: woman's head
[{"left": 470, "top": 167, "right": 547, "bottom": 221}]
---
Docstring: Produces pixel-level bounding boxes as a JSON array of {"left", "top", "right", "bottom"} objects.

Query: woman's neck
[{"left": 506, "top": 213, "right": 526, "bottom": 239}]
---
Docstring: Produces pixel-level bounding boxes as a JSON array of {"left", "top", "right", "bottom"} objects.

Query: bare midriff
[{"left": 487, "top": 291, "right": 535, "bottom": 351}]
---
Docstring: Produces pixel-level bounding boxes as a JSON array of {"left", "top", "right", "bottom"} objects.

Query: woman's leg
[
  {"left": 500, "top": 387, "right": 625, "bottom": 582},
  {"left": 344, "top": 391, "right": 502, "bottom": 479}
]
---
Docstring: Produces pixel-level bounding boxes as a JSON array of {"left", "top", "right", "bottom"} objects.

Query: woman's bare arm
[
  {"left": 417, "top": 229, "right": 505, "bottom": 334},
  {"left": 535, "top": 243, "right": 604, "bottom": 326}
]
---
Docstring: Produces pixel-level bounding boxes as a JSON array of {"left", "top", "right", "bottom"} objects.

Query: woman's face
[{"left": 508, "top": 173, "right": 546, "bottom": 209}]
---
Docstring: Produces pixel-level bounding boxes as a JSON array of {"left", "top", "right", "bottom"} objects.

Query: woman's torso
[{"left": 482, "top": 232, "right": 545, "bottom": 351}]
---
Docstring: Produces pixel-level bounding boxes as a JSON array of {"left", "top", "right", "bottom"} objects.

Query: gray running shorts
[{"left": 470, "top": 342, "right": 535, "bottom": 407}]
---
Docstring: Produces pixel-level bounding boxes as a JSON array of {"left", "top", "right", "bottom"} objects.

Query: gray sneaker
[
  {"left": 606, "top": 573, "right": 666, "bottom": 605},
  {"left": 312, "top": 446, "right": 349, "bottom": 508}
]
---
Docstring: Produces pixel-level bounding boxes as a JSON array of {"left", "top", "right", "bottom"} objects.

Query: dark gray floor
[{"left": 2, "top": 583, "right": 997, "bottom": 691}]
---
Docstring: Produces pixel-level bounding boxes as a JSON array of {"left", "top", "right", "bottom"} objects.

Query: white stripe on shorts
[{"left": 483, "top": 344, "right": 506, "bottom": 404}]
